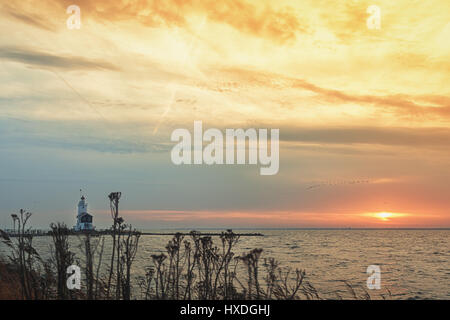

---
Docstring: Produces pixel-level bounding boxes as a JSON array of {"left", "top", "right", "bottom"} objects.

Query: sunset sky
[{"left": 0, "top": 0, "right": 449, "bottom": 228}]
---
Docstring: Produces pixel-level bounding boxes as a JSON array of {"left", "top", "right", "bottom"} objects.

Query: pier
[{"left": 2, "top": 230, "right": 264, "bottom": 237}]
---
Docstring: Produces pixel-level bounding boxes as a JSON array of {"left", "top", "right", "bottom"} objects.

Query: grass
[
  {"left": 0, "top": 258, "right": 22, "bottom": 299},
  {"left": 0, "top": 229, "right": 318, "bottom": 300}
]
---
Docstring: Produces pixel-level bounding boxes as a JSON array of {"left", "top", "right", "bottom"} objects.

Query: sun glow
[
  {"left": 375, "top": 212, "right": 394, "bottom": 221},
  {"left": 362, "top": 212, "right": 409, "bottom": 222}
]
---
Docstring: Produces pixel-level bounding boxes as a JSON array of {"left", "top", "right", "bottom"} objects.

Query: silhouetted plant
[
  {"left": 3, "top": 210, "right": 42, "bottom": 299},
  {"left": 78, "top": 234, "right": 105, "bottom": 299},
  {"left": 50, "top": 222, "right": 74, "bottom": 299},
  {"left": 119, "top": 226, "right": 140, "bottom": 300},
  {"left": 137, "top": 266, "right": 155, "bottom": 299},
  {"left": 106, "top": 192, "right": 121, "bottom": 299}
]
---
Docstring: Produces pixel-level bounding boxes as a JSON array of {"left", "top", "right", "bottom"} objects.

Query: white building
[{"left": 75, "top": 195, "right": 94, "bottom": 231}]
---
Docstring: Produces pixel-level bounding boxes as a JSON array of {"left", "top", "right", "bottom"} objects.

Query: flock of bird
[{"left": 306, "top": 179, "right": 371, "bottom": 190}]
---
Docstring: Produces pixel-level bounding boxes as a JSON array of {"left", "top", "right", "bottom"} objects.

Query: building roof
[{"left": 79, "top": 212, "right": 92, "bottom": 217}]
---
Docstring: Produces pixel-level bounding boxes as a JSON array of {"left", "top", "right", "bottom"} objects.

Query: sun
[
  {"left": 375, "top": 212, "right": 393, "bottom": 221},
  {"left": 362, "top": 211, "right": 408, "bottom": 222}
]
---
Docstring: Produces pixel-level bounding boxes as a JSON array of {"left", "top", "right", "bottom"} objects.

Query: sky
[{"left": 0, "top": 0, "right": 449, "bottom": 229}]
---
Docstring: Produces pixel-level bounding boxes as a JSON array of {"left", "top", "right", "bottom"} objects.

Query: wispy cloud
[
  {"left": 2, "top": 4, "right": 56, "bottom": 31},
  {"left": 0, "top": 118, "right": 171, "bottom": 154},
  {"left": 281, "top": 126, "right": 450, "bottom": 147},
  {"left": 217, "top": 67, "right": 450, "bottom": 119},
  {"left": 0, "top": 46, "right": 119, "bottom": 71}
]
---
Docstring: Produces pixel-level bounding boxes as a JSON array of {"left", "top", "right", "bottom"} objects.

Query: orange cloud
[
  {"left": 20, "top": 0, "right": 306, "bottom": 43},
  {"left": 214, "top": 66, "right": 450, "bottom": 120}
]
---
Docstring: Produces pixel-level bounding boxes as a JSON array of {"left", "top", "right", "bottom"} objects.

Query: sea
[{"left": 1, "top": 229, "right": 449, "bottom": 299}]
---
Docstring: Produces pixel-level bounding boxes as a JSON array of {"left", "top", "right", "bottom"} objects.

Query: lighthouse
[{"left": 75, "top": 195, "right": 94, "bottom": 231}]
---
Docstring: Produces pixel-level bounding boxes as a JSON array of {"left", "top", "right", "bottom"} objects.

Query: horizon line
[{"left": 2, "top": 226, "right": 449, "bottom": 231}]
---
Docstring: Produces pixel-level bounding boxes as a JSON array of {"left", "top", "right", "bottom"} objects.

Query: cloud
[
  {"left": 199, "top": 0, "right": 306, "bottom": 44},
  {"left": 319, "top": 0, "right": 450, "bottom": 45},
  {"left": 39, "top": 0, "right": 306, "bottom": 44},
  {"left": 281, "top": 126, "right": 450, "bottom": 148},
  {"left": 2, "top": 4, "right": 56, "bottom": 31},
  {"left": 0, "top": 118, "right": 171, "bottom": 154},
  {"left": 217, "top": 67, "right": 450, "bottom": 119},
  {"left": 291, "top": 79, "right": 450, "bottom": 117},
  {"left": 190, "top": 121, "right": 450, "bottom": 148},
  {"left": 0, "top": 46, "right": 119, "bottom": 71},
  {"left": 319, "top": 0, "right": 381, "bottom": 43}
]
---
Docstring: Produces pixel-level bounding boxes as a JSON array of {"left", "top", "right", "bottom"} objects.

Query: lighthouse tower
[{"left": 75, "top": 195, "right": 94, "bottom": 231}]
